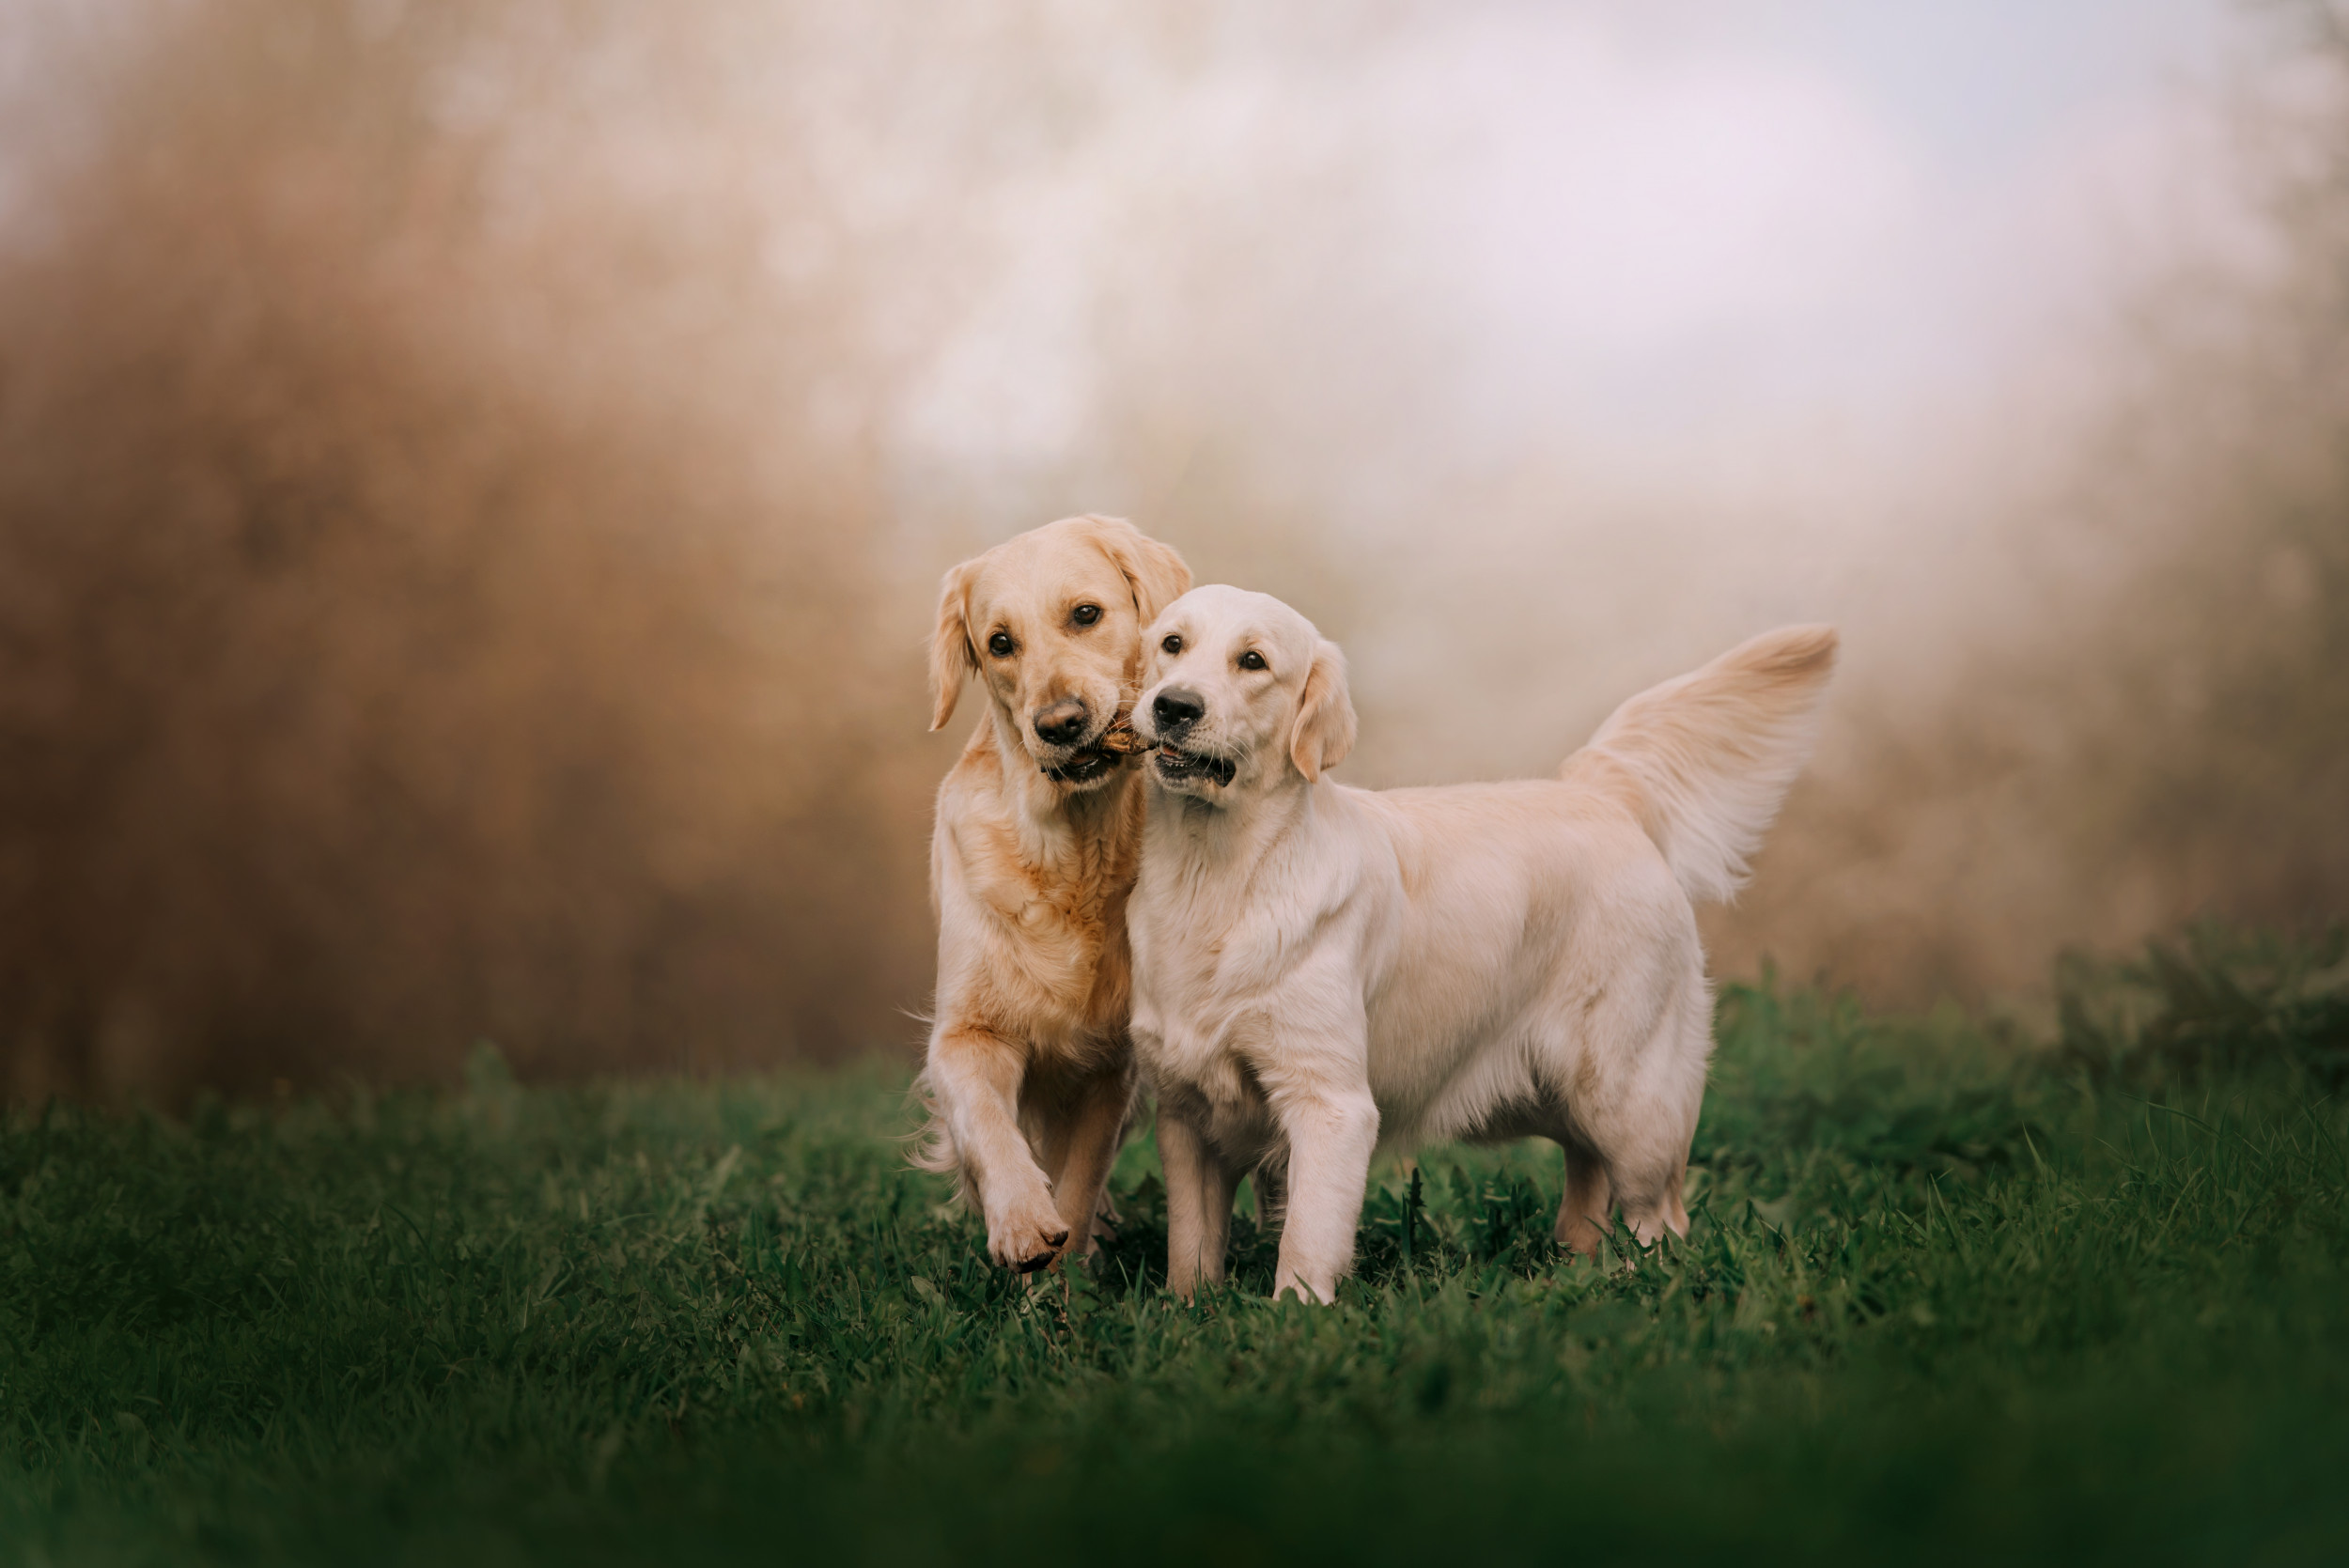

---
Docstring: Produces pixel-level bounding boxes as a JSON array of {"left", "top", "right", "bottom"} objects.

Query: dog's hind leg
[
  {"left": 1555, "top": 1131, "right": 1694, "bottom": 1259},
  {"left": 1553, "top": 1137, "right": 1615, "bottom": 1258},
  {"left": 1546, "top": 974, "right": 1709, "bottom": 1259},
  {"left": 1607, "top": 1154, "right": 1693, "bottom": 1249}
]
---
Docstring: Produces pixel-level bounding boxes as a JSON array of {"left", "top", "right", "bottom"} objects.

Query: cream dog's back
[
  {"left": 1128, "top": 585, "right": 1834, "bottom": 1301},
  {"left": 1326, "top": 780, "right": 1701, "bottom": 1150}
]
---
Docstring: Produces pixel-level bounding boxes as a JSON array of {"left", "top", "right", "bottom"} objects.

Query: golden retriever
[
  {"left": 913, "top": 516, "right": 1191, "bottom": 1271},
  {"left": 1126, "top": 584, "right": 1837, "bottom": 1301}
]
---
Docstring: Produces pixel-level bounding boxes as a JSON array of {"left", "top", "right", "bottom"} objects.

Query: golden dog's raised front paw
[{"left": 988, "top": 1199, "right": 1071, "bottom": 1272}]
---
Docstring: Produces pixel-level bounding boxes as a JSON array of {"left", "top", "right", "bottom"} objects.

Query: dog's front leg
[
  {"left": 927, "top": 1023, "right": 1069, "bottom": 1271},
  {"left": 1158, "top": 1108, "right": 1237, "bottom": 1299},
  {"left": 1049, "top": 1066, "right": 1134, "bottom": 1263},
  {"left": 1270, "top": 1088, "right": 1379, "bottom": 1304}
]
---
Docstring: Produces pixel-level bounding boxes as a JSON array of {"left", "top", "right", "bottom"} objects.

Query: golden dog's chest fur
[{"left": 936, "top": 722, "right": 1141, "bottom": 1069}]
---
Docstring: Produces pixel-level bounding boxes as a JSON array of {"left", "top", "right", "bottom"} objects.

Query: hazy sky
[
  {"left": 0, "top": 0, "right": 2314, "bottom": 1081},
  {"left": 0, "top": 1, "right": 2246, "bottom": 495},
  {"left": 1733, "top": 0, "right": 2229, "bottom": 173},
  {"left": 884, "top": 0, "right": 2251, "bottom": 528}
]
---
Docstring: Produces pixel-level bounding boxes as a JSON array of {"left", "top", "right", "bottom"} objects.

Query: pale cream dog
[
  {"left": 914, "top": 516, "right": 1191, "bottom": 1271},
  {"left": 1127, "top": 585, "right": 1837, "bottom": 1302}
]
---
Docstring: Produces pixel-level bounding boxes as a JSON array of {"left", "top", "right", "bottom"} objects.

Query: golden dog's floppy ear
[
  {"left": 928, "top": 559, "right": 981, "bottom": 732},
  {"left": 1080, "top": 514, "right": 1191, "bottom": 625},
  {"left": 1289, "top": 638, "right": 1357, "bottom": 782}
]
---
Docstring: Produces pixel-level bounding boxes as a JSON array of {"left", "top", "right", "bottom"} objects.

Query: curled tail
[{"left": 1559, "top": 625, "right": 1839, "bottom": 904}]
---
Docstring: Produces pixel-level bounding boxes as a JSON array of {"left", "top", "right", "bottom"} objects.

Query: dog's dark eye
[
  {"left": 1238, "top": 650, "right": 1268, "bottom": 672},
  {"left": 1071, "top": 603, "right": 1101, "bottom": 627},
  {"left": 988, "top": 631, "right": 1016, "bottom": 658},
  {"left": 1160, "top": 634, "right": 1182, "bottom": 655}
]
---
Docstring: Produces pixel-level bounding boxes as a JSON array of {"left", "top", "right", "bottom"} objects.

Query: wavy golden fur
[{"left": 912, "top": 516, "right": 1190, "bottom": 1270}]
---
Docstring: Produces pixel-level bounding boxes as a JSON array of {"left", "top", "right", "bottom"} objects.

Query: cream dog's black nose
[
  {"left": 1152, "top": 688, "right": 1205, "bottom": 735},
  {"left": 1034, "top": 699, "right": 1090, "bottom": 746}
]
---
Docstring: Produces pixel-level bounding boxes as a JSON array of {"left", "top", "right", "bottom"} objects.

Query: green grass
[{"left": 4, "top": 930, "right": 2347, "bottom": 1565}]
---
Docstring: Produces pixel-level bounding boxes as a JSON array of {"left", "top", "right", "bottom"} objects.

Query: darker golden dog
[{"left": 913, "top": 515, "right": 1190, "bottom": 1270}]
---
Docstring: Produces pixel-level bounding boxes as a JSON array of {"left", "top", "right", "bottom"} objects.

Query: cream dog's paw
[{"left": 987, "top": 1195, "right": 1070, "bottom": 1272}]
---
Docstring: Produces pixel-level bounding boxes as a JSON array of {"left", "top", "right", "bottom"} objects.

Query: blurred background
[{"left": 1, "top": 0, "right": 2341, "bottom": 1098}]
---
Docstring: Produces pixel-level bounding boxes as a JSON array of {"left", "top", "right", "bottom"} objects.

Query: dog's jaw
[
  {"left": 1136, "top": 707, "right": 1242, "bottom": 799},
  {"left": 1036, "top": 714, "right": 1148, "bottom": 790},
  {"left": 1041, "top": 748, "right": 1125, "bottom": 789},
  {"left": 1149, "top": 742, "right": 1237, "bottom": 794}
]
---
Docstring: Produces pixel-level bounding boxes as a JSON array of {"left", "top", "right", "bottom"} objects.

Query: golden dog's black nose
[
  {"left": 1034, "top": 699, "right": 1090, "bottom": 746},
  {"left": 1152, "top": 688, "right": 1205, "bottom": 735}
]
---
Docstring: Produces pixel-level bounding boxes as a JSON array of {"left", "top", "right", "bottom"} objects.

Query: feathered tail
[{"left": 1559, "top": 625, "right": 1839, "bottom": 904}]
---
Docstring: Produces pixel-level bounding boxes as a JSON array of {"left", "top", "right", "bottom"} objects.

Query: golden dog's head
[
  {"left": 1135, "top": 584, "right": 1356, "bottom": 802},
  {"left": 929, "top": 516, "right": 1191, "bottom": 789}
]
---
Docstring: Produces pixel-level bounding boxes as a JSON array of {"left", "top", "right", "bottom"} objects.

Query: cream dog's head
[
  {"left": 929, "top": 515, "right": 1191, "bottom": 790},
  {"left": 1135, "top": 584, "right": 1357, "bottom": 803}
]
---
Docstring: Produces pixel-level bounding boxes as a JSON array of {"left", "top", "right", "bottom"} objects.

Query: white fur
[
  {"left": 1559, "top": 625, "right": 1839, "bottom": 904},
  {"left": 1126, "top": 586, "right": 1837, "bottom": 1302}
]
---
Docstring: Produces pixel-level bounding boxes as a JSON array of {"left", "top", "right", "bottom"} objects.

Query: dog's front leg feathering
[{"left": 925, "top": 1024, "right": 1071, "bottom": 1270}]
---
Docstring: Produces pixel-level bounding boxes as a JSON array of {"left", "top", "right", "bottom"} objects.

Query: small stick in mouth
[
  {"left": 1040, "top": 717, "right": 1149, "bottom": 783},
  {"left": 1093, "top": 720, "right": 1150, "bottom": 757}
]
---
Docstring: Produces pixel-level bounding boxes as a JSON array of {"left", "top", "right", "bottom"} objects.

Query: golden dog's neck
[{"left": 973, "top": 709, "right": 1145, "bottom": 880}]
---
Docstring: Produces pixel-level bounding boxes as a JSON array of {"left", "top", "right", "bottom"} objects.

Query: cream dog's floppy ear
[
  {"left": 928, "top": 559, "right": 981, "bottom": 731},
  {"left": 1079, "top": 514, "right": 1192, "bottom": 625},
  {"left": 1289, "top": 638, "right": 1357, "bottom": 782}
]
